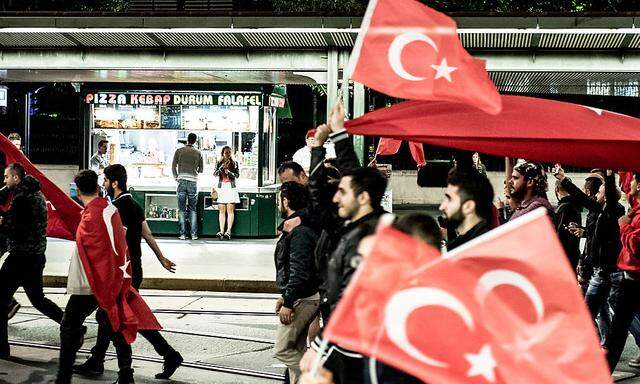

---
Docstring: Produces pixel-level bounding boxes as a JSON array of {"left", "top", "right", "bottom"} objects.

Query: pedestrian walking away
[{"left": 74, "top": 164, "right": 183, "bottom": 380}]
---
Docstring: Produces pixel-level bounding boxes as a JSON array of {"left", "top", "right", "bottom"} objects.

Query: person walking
[
  {"left": 74, "top": 164, "right": 183, "bottom": 380},
  {"left": 0, "top": 162, "right": 64, "bottom": 359},
  {"left": 56, "top": 170, "right": 161, "bottom": 384},
  {"left": 274, "top": 181, "right": 320, "bottom": 383},
  {"left": 171, "top": 133, "right": 203, "bottom": 240},
  {"left": 214, "top": 146, "right": 240, "bottom": 240}
]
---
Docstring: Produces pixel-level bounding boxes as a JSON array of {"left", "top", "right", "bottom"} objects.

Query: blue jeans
[
  {"left": 177, "top": 179, "right": 198, "bottom": 237},
  {"left": 586, "top": 270, "right": 619, "bottom": 345}
]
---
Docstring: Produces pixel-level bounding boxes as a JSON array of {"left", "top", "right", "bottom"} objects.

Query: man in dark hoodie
[
  {"left": 554, "top": 178, "right": 582, "bottom": 273},
  {"left": 0, "top": 162, "right": 64, "bottom": 358}
]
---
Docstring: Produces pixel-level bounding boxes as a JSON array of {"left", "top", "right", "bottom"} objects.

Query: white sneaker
[
  {"left": 179, "top": 235, "right": 187, "bottom": 240},
  {"left": 192, "top": 235, "right": 199, "bottom": 240}
]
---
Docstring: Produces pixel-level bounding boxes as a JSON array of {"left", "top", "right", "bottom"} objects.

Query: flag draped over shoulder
[
  {"left": 76, "top": 197, "right": 160, "bottom": 343},
  {"left": 324, "top": 209, "right": 611, "bottom": 384},
  {"left": 0, "top": 134, "right": 81, "bottom": 240}
]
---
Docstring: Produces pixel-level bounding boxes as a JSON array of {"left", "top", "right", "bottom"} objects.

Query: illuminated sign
[{"left": 85, "top": 92, "right": 262, "bottom": 106}]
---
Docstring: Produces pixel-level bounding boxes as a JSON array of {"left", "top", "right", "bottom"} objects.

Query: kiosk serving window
[{"left": 86, "top": 91, "right": 264, "bottom": 188}]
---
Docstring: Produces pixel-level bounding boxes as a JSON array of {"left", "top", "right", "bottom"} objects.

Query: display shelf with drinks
[{"left": 145, "top": 194, "right": 180, "bottom": 222}]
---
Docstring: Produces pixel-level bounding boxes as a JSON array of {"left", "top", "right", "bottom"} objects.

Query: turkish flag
[
  {"left": 345, "top": 95, "right": 640, "bottom": 172},
  {"left": 0, "top": 134, "right": 81, "bottom": 240},
  {"left": 324, "top": 209, "right": 611, "bottom": 384},
  {"left": 377, "top": 138, "right": 426, "bottom": 168},
  {"left": 76, "top": 197, "right": 160, "bottom": 343},
  {"left": 348, "top": 0, "right": 501, "bottom": 114}
]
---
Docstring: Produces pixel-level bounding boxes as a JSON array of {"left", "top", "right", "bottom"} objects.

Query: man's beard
[
  {"left": 446, "top": 207, "right": 465, "bottom": 229},
  {"left": 510, "top": 184, "right": 526, "bottom": 200},
  {"left": 106, "top": 185, "right": 115, "bottom": 199}
]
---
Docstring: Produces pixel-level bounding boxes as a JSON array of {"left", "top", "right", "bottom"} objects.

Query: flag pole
[{"left": 310, "top": 338, "right": 329, "bottom": 378}]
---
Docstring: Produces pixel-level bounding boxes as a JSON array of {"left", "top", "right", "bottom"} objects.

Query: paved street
[
  {"left": 0, "top": 288, "right": 639, "bottom": 383},
  {"left": 2, "top": 289, "right": 284, "bottom": 384}
]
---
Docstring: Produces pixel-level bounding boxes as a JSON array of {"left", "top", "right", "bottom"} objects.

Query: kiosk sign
[{"left": 85, "top": 92, "right": 262, "bottom": 107}]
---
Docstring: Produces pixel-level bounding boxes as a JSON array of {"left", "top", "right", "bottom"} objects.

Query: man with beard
[
  {"left": 439, "top": 170, "right": 495, "bottom": 251},
  {"left": 509, "top": 161, "right": 554, "bottom": 221},
  {"left": 274, "top": 181, "right": 319, "bottom": 384},
  {"left": 0, "top": 163, "right": 64, "bottom": 358},
  {"left": 74, "top": 164, "right": 183, "bottom": 380}
]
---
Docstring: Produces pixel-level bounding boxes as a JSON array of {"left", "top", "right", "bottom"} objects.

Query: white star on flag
[
  {"left": 431, "top": 58, "right": 457, "bottom": 82},
  {"left": 120, "top": 259, "right": 131, "bottom": 279},
  {"left": 465, "top": 344, "right": 497, "bottom": 382},
  {"left": 584, "top": 106, "right": 604, "bottom": 116}
]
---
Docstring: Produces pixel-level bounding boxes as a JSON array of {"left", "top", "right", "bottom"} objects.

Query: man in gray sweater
[{"left": 171, "top": 133, "right": 203, "bottom": 240}]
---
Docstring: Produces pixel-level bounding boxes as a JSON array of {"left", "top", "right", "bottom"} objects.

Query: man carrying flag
[{"left": 56, "top": 170, "right": 161, "bottom": 384}]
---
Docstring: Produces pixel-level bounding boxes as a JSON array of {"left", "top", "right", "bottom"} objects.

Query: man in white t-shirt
[{"left": 292, "top": 129, "right": 335, "bottom": 173}]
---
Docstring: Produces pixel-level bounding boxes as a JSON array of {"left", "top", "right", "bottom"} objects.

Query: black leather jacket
[
  {"left": 274, "top": 212, "right": 319, "bottom": 308},
  {"left": 3, "top": 176, "right": 48, "bottom": 256}
]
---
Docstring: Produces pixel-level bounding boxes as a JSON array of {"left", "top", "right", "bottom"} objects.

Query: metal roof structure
[{"left": 0, "top": 16, "right": 639, "bottom": 96}]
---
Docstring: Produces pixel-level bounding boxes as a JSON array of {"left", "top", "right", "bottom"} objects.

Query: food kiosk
[{"left": 82, "top": 88, "right": 281, "bottom": 237}]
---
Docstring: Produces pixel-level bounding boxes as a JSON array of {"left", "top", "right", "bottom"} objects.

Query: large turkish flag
[
  {"left": 345, "top": 95, "right": 640, "bottom": 172},
  {"left": 348, "top": 0, "right": 501, "bottom": 114},
  {"left": 324, "top": 209, "right": 611, "bottom": 384}
]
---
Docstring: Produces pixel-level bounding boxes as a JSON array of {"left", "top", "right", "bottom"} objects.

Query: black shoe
[
  {"left": 223, "top": 233, "right": 231, "bottom": 240},
  {"left": 73, "top": 356, "right": 104, "bottom": 376},
  {"left": 216, "top": 232, "right": 223, "bottom": 240},
  {"left": 7, "top": 300, "right": 20, "bottom": 320},
  {"left": 155, "top": 350, "right": 183, "bottom": 379},
  {"left": 0, "top": 346, "right": 9, "bottom": 360},
  {"left": 113, "top": 368, "right": 134, "bottom": 384}
]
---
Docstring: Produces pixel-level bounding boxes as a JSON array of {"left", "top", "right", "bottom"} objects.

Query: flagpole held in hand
[{"left": 310, "top": 338, "right": 330, "bottom": 378}]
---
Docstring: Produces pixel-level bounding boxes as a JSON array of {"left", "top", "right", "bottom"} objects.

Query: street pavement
[{"left": 2, "top": 288, "right": 640, "bottom": 383}]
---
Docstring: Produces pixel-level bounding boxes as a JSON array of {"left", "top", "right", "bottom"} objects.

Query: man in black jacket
[
  {"left": 298, "top": 103, "right": 388, "bottom": 384},
  {"left": 274, "top": 181, "right": 320, "bottom": 384},
  {"left": 555, "top": 167, "right": 625, "bottom": 345},
  {"left": 0, "top": 163, "right": 64, "bottom": 358},
  {"left": 554, "top": 179, "right": 582, "bottom": 272},
  {"left": 440, "top": 170, "right": 494, "bottom": 251}
]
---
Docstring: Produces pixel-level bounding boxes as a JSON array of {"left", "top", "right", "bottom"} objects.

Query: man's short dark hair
[
  {"left": 7, "top": 133, "right": 21, "bottom": 142},
  {"left": 98, "top": 139, "right": 108, "bottom": 148},
  {"left": 280, "top": 181, "right": 309, "bottom": 211},
  {"left": 394, "top": 213, "right": 442, "bottom": 249},
  {"left": 447, "top": 170, "right": 495, "bottom": 220},
  {"left": 6, "top": 163, "right": 25, "bottom": 180},
  {"left": 187, "top": 133, "right": 197, "bottom": 145},
  {"left": 278, "top": 161, "right": 305, "bottom": 177},
  {"left": 104, "top": 164, "right": 128, "bottom": 191},
  {"left": 345, "top": 167, "right": 388, "bottom": 209},
  {"left": 584, "top": 178, "right": 603, "bottom": 198},
  {"left": 74, "top": 170, "right": 99, "bottom": 196}
]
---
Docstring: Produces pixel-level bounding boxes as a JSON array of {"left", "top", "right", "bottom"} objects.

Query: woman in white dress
[{"left": 214, "top": 146, "right": 240, "bottom": 240}]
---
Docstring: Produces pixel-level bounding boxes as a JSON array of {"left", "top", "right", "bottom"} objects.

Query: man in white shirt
[{"left": 292, "top": 129, "right": 335, "bottom": 174}]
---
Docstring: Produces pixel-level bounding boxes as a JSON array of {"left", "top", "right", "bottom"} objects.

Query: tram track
[
  {"left": 8, "top": 339, "right": 284, "bottom": 381},
  {"left": 21, "top": 305, "right": 275, "bottom": 317},
  {"left": 33, "top": 290, "right": 280, "bottom": 301},
  {"left": 14, "top": 311, "right": 276, "bottom": 345}
]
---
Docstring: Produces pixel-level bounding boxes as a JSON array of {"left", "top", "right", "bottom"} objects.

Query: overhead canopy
[{"left": 345, "top": 95, "right": 640, "bottom": 171}]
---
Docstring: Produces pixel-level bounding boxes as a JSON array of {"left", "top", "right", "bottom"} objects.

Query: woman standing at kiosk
[{"left": 214, "top": 146, "right": 240, "bottom": 240}]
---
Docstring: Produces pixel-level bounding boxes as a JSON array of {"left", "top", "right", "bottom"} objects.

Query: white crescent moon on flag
[
  {"left": 388, "top": 31, "right": 439, "bottom": 81},
  {"left": 475, "top": 269, "right": 544, "bottom": 322},
  {"left": 385, "top": 287, "right": 475, "bottom": 368}
]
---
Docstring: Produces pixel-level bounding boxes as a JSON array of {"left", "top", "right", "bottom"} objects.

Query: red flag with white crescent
[
  {"left": 0, "top": 134, "right": 81, "bottom": 240},
  {"left": 75, "top": 197, "right": 160, "bottom": 343},
  {"left": 324, "top": 209, "right": 610, "bottom": 384},
  {"left": 348, "top": 0, "right": 501, "bottom": 114}
]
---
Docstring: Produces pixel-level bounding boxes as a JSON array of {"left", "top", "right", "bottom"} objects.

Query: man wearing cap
[{"left": 292, "top": 129, "right": 336, "bottom": 174}]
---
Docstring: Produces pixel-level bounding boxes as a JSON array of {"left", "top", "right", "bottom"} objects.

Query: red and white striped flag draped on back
[
  {"left": 348, "top": 0, "right": 502, "bottom": 114},
  {"left": 324, "top": 209, "right": 611, "bottom": 384},
  {"left": 75, "top": 198, "right": 160, "bottom": 343}
]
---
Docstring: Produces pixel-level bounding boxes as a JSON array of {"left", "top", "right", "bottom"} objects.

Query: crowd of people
[{"left": 270, "top": 102, "right": 640, "bottom": 384}]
